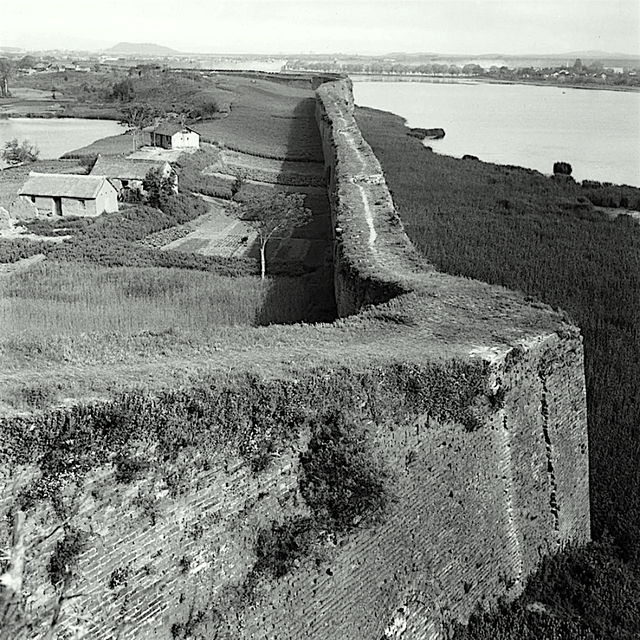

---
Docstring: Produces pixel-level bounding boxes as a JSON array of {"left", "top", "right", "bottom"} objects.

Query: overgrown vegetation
[
  {"left": 451, "top": 538, "right": 640, "bottom": 639},
  {"left": 172, "top": 146, "right": 238, "bottom": 200},
  {"left": 14, "top": 67, "right": 234, "bottom": 122},
  {"left": 251, "top": 517, "right": 318, "bottom": 581},
  {"left": 243, "top": 410, "right": 398, "bottom": 596},
  {"left": 0, "top": 262, "right": 329, "bottom": 337},
  {"left": 47, "top": 527, "right": 86, "bottom": 588},
  {"left": 300, "top": 412, "right": 391, "bottom": 533},
  {"left": 0, "top": 194, "right": 257, "bottom": 275},
  {"left": 0, "top": 237, "right": 49, "bottom": 262},
  {"left": 356, "top": 104, "right": 640, "bottom": 636},
  {"left": 1, "top": 360, "right": 488, "bottom": 520},
  {"left": 2, "top": 138, "right": 39, "bottom": 165}
]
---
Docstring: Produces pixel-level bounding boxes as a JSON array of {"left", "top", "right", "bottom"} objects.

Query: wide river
[
  {"left": 353, "top": 80, "right": 640, "bottom": 187},
  {"left": 0, "top": 118, "right": 124, "bottom": 167}
]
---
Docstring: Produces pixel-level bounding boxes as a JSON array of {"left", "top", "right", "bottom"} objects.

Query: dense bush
[
  {"left": 2, "top": 138, "right": 40, "bottom": 165},
  {"left": 553, "top": 161, "right": 572, "bottom": 176},
  {"left": 252, "top": 517, "right": 317, "bottom": 580},
  {"left": 451, "top": 539, "right": 640, "bottom": 640},
  {"left": 47, "top": 528, "right": 87, "bottom": 587},
  {"left": 9, "top": 195, "right": 233, "bottom": 271},
  {"left": 580, "top": 180, "right": 640, "bottom": 208},
  {"left": 300, "top": 412, "right": 391, "bottom": 534},
  {"left": 171, "top": 147, "right": 236, "bottom": 199},
  {"left": 22, "top": 215, "right": 91, "bottom": 237},
  {"left": 0, "top": 238, "right": 48, "bottom": 263}
]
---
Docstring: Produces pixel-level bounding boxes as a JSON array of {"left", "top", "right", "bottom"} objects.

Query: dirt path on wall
[
  {"left": 340, "top": 128, "right": 379, "bottom": 249},
  {"left": 0, "top": 327, "right": 420, "bottom": 415}
]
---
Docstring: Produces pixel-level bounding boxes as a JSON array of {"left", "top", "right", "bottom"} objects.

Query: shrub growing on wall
[{"left": 300, "top": 412, "right": 391, "bottom": 534}]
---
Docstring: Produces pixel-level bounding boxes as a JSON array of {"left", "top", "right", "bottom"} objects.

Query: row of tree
[{"left": 284, "top": 57, "right": 640, "bottom": 86}]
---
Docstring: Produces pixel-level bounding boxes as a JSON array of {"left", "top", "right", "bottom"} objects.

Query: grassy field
[
  {"left": 12, "top": 69, "right": 324, "bottom": 162},
  {"left": 191, "top": 77, "right": 324, "bottom": 162},
  {"left": 0, "top": 261, "right": 326, "bottom": 336},
  {"left": 1, "top": 72, "right": 335, "bottom": 345},
  {"left": 12, "top": 69, "right": 234, "bottom": 119},
  {"left": 357, "top": 105, "right": 640, "bottom": 637},
  {"left": 61, "top": 131, "right": 135, "bottom": 158}
]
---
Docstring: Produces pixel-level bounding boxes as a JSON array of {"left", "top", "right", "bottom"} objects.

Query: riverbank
[
  {"left": 349, "top": 73, "right": 640, "bottom": 93},
  {"left": 353, "top": 80, "right": 640, "bottom": 187},
  {"left": 0, "top": 87, "right": 122, "bottom": 119},
  {"left": 0, "top": 103, "right": 122, "bottom": 119}
]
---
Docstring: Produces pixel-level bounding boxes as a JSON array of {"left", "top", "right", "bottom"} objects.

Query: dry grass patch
[{"left": 0, "top": 262, "right": 319, "bottom": 339}]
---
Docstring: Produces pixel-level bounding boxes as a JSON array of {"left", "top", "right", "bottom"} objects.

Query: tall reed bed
[
  {"left": 357, "top": 106, "right": 640, "bottom": 555},
  {"left": 357, "top": 105, "right": 640, "bottom": 636},
  {"left": 0, "top": 262, "right": 315, "bottom": 338}
]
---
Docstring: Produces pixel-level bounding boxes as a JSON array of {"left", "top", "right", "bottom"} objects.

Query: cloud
[{"left": 1, "top": 0, "right": 638, "bottom": 55}]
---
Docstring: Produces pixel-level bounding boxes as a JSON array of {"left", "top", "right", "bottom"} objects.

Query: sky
[{"left": 0, "top": 0, "right": 638, "bottom": 57}]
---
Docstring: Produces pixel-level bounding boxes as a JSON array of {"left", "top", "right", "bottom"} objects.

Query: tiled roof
[
  {"left": 90, "top": 156, "right": 168, "bottom": 181},
  {"left": 19, "top": 173, "right": 111, "bottom": 199},
  {"left": 152, "top": 123, "right": 197, "bottom": 136}
]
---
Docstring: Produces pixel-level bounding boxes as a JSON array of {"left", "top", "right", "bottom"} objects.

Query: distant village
[
  {"left": 0, "top": 49, "right": 286, "bottom": 76},
  {"left": 1, "top": 48, "right": 638, "bottom": 89},
  {"left": 284, "top": 56, "right": 640, "bottom": 88}
]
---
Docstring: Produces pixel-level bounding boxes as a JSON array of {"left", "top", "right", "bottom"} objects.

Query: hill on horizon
[{"left": 104, "top": 42, "right": 181, "bottom": 56}]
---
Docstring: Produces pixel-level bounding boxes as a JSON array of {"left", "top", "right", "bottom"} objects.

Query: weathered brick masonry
[{"left": 0, "top": 75, "right": 590, "bottom": 639}]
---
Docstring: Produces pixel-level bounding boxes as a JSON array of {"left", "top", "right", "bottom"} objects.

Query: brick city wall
[
  {"left": 0, "top": 75, "right": 590, "bottom": 640},
  {"left": 0, "top": 337, "right": 589, "bottom": 640}
]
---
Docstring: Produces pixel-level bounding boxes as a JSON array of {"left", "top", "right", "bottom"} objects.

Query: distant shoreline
[{"left": 348, "top": 73, "right": 640, "bottom": 93}]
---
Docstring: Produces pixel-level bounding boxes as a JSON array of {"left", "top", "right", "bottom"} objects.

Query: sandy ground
[
  {"left": 159, "top": 195, "right": 318, "bottom": 264},
  {"left": 128, "top": 147, "right": 197, "bottom": 163}
]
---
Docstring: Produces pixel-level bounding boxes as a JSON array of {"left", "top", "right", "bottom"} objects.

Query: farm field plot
[
  {"left": 191, "top": 78, "right": 324, "bottom": 162},
  {"left": 218, "top": 149, "right": 325, "bottom": 186},
  {"left": 158, "top": 193, "right": 331, "bottom": 271},
  {"left": 160, "top": 199, "right": 258, "bottom": 258},
  {"left": 0, "top": 261, "right": 317, "bottom": 339}
]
